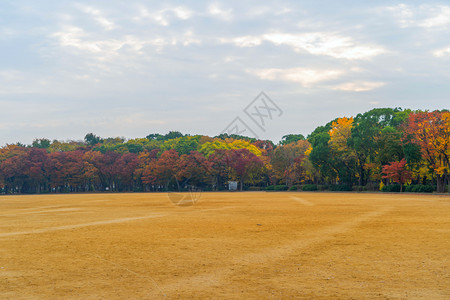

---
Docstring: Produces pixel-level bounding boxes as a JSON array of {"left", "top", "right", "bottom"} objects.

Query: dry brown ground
[{"left": 0, "top": 192, "right": 449, "bottom": 299}]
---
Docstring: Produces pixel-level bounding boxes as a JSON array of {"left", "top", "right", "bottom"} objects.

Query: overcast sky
[{"left": 1, "top": 1, "right": 450, "bottom": 145}]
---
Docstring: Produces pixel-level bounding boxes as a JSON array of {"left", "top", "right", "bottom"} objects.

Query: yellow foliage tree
[{"left": 329, "top": 117, "right": 354, "bottom": 154}]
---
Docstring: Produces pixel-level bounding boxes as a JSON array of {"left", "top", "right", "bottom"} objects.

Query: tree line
[{"left": 1, "top": 108, "right": 449, "bottom": 194}]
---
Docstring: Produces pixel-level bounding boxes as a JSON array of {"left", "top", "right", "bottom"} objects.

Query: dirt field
[{"left": 0, "top": 192, "right": 449, "bottom": 299}]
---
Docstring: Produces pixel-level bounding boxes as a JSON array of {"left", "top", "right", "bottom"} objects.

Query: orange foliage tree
[{"left": 404, "top": 111, "right": 450, "bottom": 192}]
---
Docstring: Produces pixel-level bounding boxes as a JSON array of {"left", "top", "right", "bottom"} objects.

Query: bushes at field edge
[
  {"left": 381, "top": 184, "right": 401, "bottom": 192},
  {"left": 404, "top": 184, "right": 434, "bottom": 193},
  {"left": 265, "top": 185, "right": 289, "bottom": 191}
]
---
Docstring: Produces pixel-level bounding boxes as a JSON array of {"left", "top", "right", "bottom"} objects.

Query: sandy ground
[{"left": 0, "top": 192, "right": 449, "bottom": 299}]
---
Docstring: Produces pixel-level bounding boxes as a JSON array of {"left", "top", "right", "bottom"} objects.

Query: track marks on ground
[
  {"left": 0, "top": 205, "right": 67, "bottom": 217},
  {"left": 1, "top": 208, "right": 81, "bottom": 217},
  {"left": 158, "top": 206, "right": 393, "bottom": 295},
  {"left": 0, "top": 214, "right": 167, "bottom": 238},
  {"left": 0, "top": 205, "right": 237, "bottom": 238},
  {"left": 290, "top": 196, "right": 314, "bottom": 206}
]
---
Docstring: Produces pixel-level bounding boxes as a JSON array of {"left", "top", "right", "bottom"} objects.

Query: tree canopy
[{"left": 1, "top": 108, "right": 449, "bottom": 194}]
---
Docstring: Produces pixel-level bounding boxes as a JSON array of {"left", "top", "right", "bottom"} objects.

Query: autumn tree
[
  {"left": 177, "top": 151, "right": 213, "bottom": 187},
  {"left": 349, "top": 108, "right": 409, "bottom": 185},
  {"left": 0, "top": 107, "right": 448, "bottom": 194},
  {"left": 328, "top": 117, "right": 357, "bottom": 185},
  {"left": 115, "top": 153, "right": 139, "bottom": 191},
  {"left": 404, "top": 111, "right": 450, "bottom": 192},
  {"left": 142, "top": 150, "right": 180, "bottom": 190},
  {"left": 271, "top": 140, "right": 311, "bottom": 186},
  {"left": 224, "top": 149, "right": 264, "bottom": 190},
  {"left": 0, "top": 146, "right": 29, "bottom": 193},
  {"left": 91, "top": 151, "right": 122, "bottom": 191},
  {"left": 382, "top": 159, "right": 412, "bottom": 192}
]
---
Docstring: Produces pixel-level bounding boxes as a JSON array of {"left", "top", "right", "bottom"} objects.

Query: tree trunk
[
  {"left": 446, "top": 173, "right": 450, "bottom": 194},
  {"left": 437, "top": 174, "right": 445, "bottom": 193}
]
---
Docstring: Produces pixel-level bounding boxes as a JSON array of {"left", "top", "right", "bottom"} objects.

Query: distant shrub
[
  {"left": 248, "top": 186, "right": 261, "bottom": 191},
  {"left": 302, "top": 184, "right": 318, "bottom": 191},
  {"left": 289, "top": 186, "right": 298, "bottom": 191},
  {"left": 330, "top": 184, "right": 352, "bottom": 191},
  {"left": 365, "top": 182, "right": 379, "bottom": 191},
  {"left": 317, "top": 184, "right": 329, "bottom": 191},
  {"left": 352, "top": 185, "right": 366, "bottom": 192},
  {"left": 274, "top": 185, "right": 289, "bottom": 191},
  {"left": 265, "top": 185, "right": 288, "bottom": 191},
  {"left": 417, "top": 185, "right": 434, "bottom": 193},
  {"left": 405, "top": 184, "right": 434, "bottom": 193},
  {"left": 265, "top": 185, "right": 275, "bottom": 191},
  {"left": 381, "top": 184, "right": 401, "bottom": 192}
]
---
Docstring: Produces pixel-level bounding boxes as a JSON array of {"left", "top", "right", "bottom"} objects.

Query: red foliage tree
[
  {"left": 142, "top": 150, "right": 179, "bottom": 189},
  {"left": 382, "top": 159, "right": 412, "bottom": 192},
  {"left": 225, "top": 149, "right": 264, "bottom": 190},
  {"left": 177, "top": 151, "right": 213, "bottom": 187}
]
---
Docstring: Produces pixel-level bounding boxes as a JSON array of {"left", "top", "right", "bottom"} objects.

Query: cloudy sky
[{"left": 1, "top": 0, "right": 450, "bottom": 145}]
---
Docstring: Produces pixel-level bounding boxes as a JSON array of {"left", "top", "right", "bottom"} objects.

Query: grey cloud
[{"left": 1, "top": 1, "right": 449, "bottom": 145}]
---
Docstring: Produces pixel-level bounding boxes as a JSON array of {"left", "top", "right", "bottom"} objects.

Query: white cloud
[
  {"left": 245, "top": 5, "right": 292, "bottom": 17},
  {"left": 134, "top": 5, "right": 193, "bottom": 26},
  {"left": 51, "top": 26, "right": 201, "bottom": 61},
  {"left": 249, "top": 67, "right": 343, "bottom": 87},
  {"left": 420, "top": 6, "right": 450, "bottom": 28},
  {"left": 171, "top": 6, "right": 192, "bottom": 20},
  {"left": 265, "top": 32, "right": 385, "bottom": 60},
  {"left": 275, "top": 7, "right": 293, "bottom": 16},
  {"left": 179, "top": 30, "right": 201, "bottom": 46},
  {"left": 249, "top": 68, "right": 386, "bottom": 91},
  {"left": 208, "top": 3, "right": 233, "bottom": 21},
  {"left": 78, "top": 5, "right": 116, "bottom": 30},
  {"left": 5, "top": 1, "right": 450, "bottom": 146},
  {"left": 433, "top": 47, "right": 450, "bottom": 57},
  {"left": 228, "top": 36, "right": 262, "bottom": 47},
  {"left": 225, "top": 32, "right": 385, "bottom": 60},
  {"left": 383, "top": 4, "right": 450, "bottom": 29},
  {"left": 330, "top": 81, "right": 386, "bottom": 92},
  {"left": 51, "top": 26, "right": 124, "bottom": 59},
  {"left": 384, "top": 4, "right": 415, "bottom": 28}
]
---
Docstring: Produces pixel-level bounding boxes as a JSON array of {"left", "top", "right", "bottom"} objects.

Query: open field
[{"left": 0, "top": 192, "right": 449, "bottom": 299}]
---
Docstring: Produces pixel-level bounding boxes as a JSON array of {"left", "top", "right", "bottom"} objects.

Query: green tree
[
  {"left": 32, "top": 138, "right": 51, "bottom": 149},
  {"left": 84, "top": 133, "right": 103, "bottom": 146},
  {"left": 279, "top": 134, "right": 305, "bottom": 145},
  {"left": 308, "top": 124, "right": 337, "bottom": 184},
  {"left": 348, "top": 108, "right": 407, "bottom": 185}
]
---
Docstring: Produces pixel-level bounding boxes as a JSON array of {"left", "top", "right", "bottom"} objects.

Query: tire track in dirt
[
  {"left": 0, "top": 214, "right": 167, "bottom": 238},
  {"left": 0, "top": 205, "right": 66, "bottom": 216},
  {"left": 156, "top": 206, "right": 393, "bottom": 296},
  {"left": 0, "top": 208, "right": 81, "bottom": 216},
  {"left": 0, "top": 206, "right": 236, "bottom": 238},
  {"left": 290, "top": 196, "right": 314, "bottom": 206}
]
